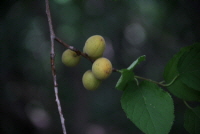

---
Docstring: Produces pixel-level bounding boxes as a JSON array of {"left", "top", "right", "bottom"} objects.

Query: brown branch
[
  {"left": 54, "top": 36, "right": 94, "bottom": 63},
  {"left": 45, "top": 0, "right": 67, "bottom": 134}
]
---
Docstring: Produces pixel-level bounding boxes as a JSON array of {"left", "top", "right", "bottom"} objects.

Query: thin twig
[
  {"left": 134, "top": 75, "right": 166, "bottom": 86},
  {"left": 163, "top": 74, "right": 179, "bottom": 86},
  {"left": 135, "top": 74, "right": 179, "bottom": 87},
  {"left": 45, "top": 0, "right": 67, "bottom": 134}
]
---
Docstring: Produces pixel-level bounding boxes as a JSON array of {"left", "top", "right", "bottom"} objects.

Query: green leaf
[
  {"left": 127, "top": 55, "right": 146, "bottom": 71},
  {"left": 178, "top": 43, "right": 200, "bottom": 91},
  {"left": 164, "top": 44, "right": 200, "bottom": 101},
  {"left": 121, "top": 81, "right": 174, "bottom": 134},
  {"left": 184, "top": 106, "right": 200, "bottom": 134},
  {"left": 115, "top": 69, "right": 134, "bottom": 91}
]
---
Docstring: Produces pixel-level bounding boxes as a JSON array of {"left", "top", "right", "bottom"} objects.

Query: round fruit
[
  {"left": 82, "top": 70, "right": 101, "bottom": 90},
  {"left": 61, "top": 49, "right": 81, "bottom": 67},
  {"left": 92, "top": 57, "right": 112, "bottom": 80},
  {"left": 83, "top": 35, "right": 106, "bottom": 60}
]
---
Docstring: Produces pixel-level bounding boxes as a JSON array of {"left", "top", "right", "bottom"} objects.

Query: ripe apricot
[
  {"left": 83, "top": 35, "right": 106, "bottom": 60},
  {"left": 61, "top": 49, "right": 81, "bottom": 67},
  {"left": 92, "top": 57, "right": 112, "bottom": 80},
  {"left": 82, "top": 70, "right": 101, "bottom": 90}
]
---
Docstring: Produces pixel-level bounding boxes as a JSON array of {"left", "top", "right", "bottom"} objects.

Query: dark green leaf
[
  {"left": 164, "top": 44, "right": 200, "bottom": 101},
  {"left": 184, "top": 106, "right": 200, "bottom": 134},
  {"left": 178, "top": 43, "right": 200, "bottom": 91},
  {"left": 164, "top": 45, "right": 188, "bottom": 82},
  {"left": 127, "top": 55, "right": 146, "bottom": 71},
  {"left": 121, "top": 81, "right": 174, "bottom": 134},
  {"left": 167, "top": 77, "right": 200, "bottom": 101},
  {"left": 115, "top": 69, "right": 134, "bottom": 91}
]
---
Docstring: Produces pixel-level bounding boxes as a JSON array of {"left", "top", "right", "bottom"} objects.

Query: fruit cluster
[{"left": 61, "top": 35, "right": 112, "bottom": 90}]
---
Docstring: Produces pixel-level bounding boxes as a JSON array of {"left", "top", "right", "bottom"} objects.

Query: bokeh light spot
[{"left": 124, "top": 23, "right": 146, "bottom": 47}]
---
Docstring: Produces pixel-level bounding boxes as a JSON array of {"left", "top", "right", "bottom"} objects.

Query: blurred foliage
[{"left": 1, "top": 0, "right": 200, "bottom": 134}]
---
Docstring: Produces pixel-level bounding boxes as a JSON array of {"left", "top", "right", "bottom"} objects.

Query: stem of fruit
[
  {"left": 45, "top": 0, "right": 67, "bottom": 134},
  {"left": 54, "top": 36, "right": 94, "bottom": 63}
]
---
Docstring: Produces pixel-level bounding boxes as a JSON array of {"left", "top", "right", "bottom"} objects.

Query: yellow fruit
[
  {"left": 92, "top": 57, "right": 112, "bottom": 80},
  {"left": 82, "top": 70, "right": 101, "bottom": 90},
  {"left": 83, "top": 35, "right": 106, "bottom": 60},
  {"left": 61, "top": 49, "right": 81, "bottom": 67}
]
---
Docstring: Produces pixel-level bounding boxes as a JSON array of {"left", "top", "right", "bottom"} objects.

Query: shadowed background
[{"left": 1, "top": 0, "right": 200, "bottom": 134}]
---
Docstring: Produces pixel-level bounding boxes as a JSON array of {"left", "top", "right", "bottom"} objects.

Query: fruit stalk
[{"left": 55, "top": 36, "right": 94, "bottom": 63}]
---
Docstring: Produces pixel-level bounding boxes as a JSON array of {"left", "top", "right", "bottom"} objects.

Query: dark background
[{"left": 1, "top": 0, "right": 200, "bottom": 134}]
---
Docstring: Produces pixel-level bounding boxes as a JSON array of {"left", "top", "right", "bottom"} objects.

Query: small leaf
[
  {"left": 164, "top": 44, "right": 200, "bottom": 101},
  {"left": 184, "top": 106, "right": 200, "bottom": 134},
  {"left": 115, "top": 69, "right": 134, "bottom": 91},
  {"left": 116, "top": 55, "right": 145, "bottom": 91},
  {"left": 121, "top": 81, "right": 174, "bottom": 134},
  {"left": 178, "top": 43, "right": 200, "bottom": 91},
  {"left": 127, "top": 55, "right": 146, "bottom": 71}
]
